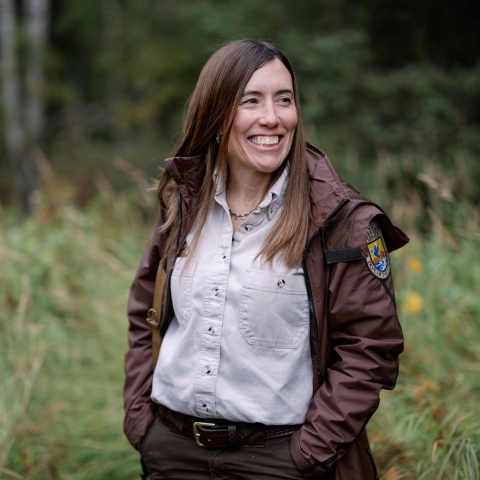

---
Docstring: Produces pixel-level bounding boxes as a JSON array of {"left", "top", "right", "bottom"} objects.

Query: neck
[{"left": 225, "top": 164, "right": 275, "bottom": 213}]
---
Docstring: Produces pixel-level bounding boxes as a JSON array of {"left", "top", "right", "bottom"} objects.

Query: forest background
[{"left": 1, "top": 0, "right": 479, "bottom": 479}]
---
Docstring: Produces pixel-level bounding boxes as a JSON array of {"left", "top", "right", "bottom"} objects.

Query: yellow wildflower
[
  {"left": 403, "top": 291, "right": 424, "bottom": 315},
  {"left": 422, "top": 379, "right": 439, "bottom": 391},
  {"left": 407, "top": 256, "right": 423, "bottom": 274}
]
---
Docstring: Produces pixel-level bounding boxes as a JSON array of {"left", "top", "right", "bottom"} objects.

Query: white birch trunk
[
  {"left": 0, "top": 0, "right": 24, "bottom": 156},
  {"left": 0, "top": 0, "right": 49, "bottom": 213},
  {"left": 24, "top": 0, "right": 49, "bottom": 140}
]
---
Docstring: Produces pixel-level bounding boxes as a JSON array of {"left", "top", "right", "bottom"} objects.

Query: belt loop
[
  {"left": 228, "top": 425, "right": 237, "bottom": 446},
  {"left": 156, "top": 403, "right": 171, "bottom": 427}
]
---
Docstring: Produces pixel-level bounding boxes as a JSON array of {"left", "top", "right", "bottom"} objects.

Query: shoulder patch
[{"left": 366, "top": 221, "right": 390, "bottom": 279}]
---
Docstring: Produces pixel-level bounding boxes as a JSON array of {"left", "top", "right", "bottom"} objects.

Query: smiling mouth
[{"left": 247, "top": 135, "right": 281, "bottom": 147}]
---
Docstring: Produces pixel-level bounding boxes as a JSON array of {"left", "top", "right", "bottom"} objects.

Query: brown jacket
[{"left": 124, "top": 143, "right": 409, "bottom": 479}]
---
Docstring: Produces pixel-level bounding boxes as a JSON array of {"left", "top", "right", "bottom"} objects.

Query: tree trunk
[
  {"left": 25, "top": 0, "right": 49, "bottom": 140},
  {"left": 0, "top": 0, "right": 32, "bottom": 213},
  {"left": 0, "top": 0, "right": 24, "bottom": 158},
  {"left": 0, "top": 0, "right": 49, "bottom": 214}
]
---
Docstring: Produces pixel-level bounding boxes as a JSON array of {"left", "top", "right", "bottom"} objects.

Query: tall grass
[
  {"left": 0, "top": 182, "right": 148, "bottom": 479},
  {"left": 1, "top": 152, "right": 479, "bottom": 479},
  {"left": 369, "top": 238, "right": 480, "bottom": 479}
]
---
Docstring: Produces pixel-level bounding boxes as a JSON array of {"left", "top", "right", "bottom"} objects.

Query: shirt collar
[{"left": 215, "top": 167, "right": 289, "bottom": 220}]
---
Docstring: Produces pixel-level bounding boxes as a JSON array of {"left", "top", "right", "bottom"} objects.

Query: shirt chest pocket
[
  {"left": 239, "top": 270, "right": 309, "bottom": 349},
  {"left": 171, "top": 260, "right": 197, "bottom": 331}
]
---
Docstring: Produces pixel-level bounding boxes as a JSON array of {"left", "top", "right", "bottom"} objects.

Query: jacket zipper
[
  {"left": 326, "top": 198, "right": 348, "bottom": 221},
  {"left": 159, "top": 192, "right": 183, "bottom": 338},
  {"left": 302, "top": 198, "right": 349, "bottom": 388},
  {"left": 302, "top": 228, "right": 324, "bottom": 387},
  {"left": 365, "top": 447, "right": 379, "bottom": 480}
]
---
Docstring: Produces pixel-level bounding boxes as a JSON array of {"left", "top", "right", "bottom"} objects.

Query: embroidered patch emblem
[{"left": 366, "top": 221, "right": 390, "bottom": 279}]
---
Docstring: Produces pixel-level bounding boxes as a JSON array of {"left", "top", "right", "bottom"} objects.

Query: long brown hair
[{"left": 158, "top": 39, "right": 311, "bottom": 267}]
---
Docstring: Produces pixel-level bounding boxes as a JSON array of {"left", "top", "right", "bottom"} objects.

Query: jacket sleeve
[
  {"left": 123, "top": 209, "right": 165, "bottom": 449},
  {"left": 290, "top": 241, "right": 404, "bottom": 477}
]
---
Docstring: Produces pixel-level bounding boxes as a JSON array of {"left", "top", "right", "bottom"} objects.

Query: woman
[{"left": 124, "top": 40, "right": 409, "bottom": 480}]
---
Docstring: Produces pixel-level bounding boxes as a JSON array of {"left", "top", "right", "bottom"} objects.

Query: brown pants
[{"left": 140, "top": 409, "right": 306, "bottom": 480}]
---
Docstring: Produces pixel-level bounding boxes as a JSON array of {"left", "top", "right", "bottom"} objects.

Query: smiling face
[{"left": 227, "top": 59, "right": 298, "bottom": 178}]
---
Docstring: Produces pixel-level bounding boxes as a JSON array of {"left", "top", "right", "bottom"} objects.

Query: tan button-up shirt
[{"left": 151, "top": 169, "right": 313, "bottom": 425}]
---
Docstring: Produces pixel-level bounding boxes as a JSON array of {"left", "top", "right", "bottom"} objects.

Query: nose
[{"left": 258, "top": 100, "right": 280, "bottom": 128}]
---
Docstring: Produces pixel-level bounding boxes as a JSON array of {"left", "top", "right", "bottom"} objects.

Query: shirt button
[
  {"left": 202, "top": 404, "right": 209, "bottom": 411},
  {"left": 222, "top": 251, "right": 227, "bottom": 259},
  {"left": 205, "top": 366, "right": 211, "bottom": 374},
  {"left": 245, "top": 224, "right": 252, "bottom": 232},
  {"left": 277, "top": 279, "right": 285, "bottom": 288},
  {"left": 213, "top": 287, "right": 220, "bottom": 296},
  {"left": 208, "top": 327, "right": 215, "bottom": 335},
  {"left": 270, "top": 207, "right": 274, "bottom": 214}
]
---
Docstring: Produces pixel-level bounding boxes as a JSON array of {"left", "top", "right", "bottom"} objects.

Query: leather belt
[{"left": 157, "top": 404, "right": 301, "bottom": 448}]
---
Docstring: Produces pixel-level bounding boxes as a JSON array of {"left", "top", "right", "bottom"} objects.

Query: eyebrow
[{"left": 241, "top": 88, "right": 294, "bottom": 97}]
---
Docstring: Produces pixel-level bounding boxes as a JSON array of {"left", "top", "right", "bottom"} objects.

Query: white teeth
[{"left": 249, "top": 136, "right": 279, "bottom": 146}]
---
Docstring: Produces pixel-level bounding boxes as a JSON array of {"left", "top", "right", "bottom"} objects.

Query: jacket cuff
[
  {"left": 124, "top": 402, "right": 156, "bottom": 450},
  {"left": 290, "top": 430, "right": 331, "bottom": 478}
]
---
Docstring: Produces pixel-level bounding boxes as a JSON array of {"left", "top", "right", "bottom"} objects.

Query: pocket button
[{"left": 277, "top": 279, "right": 285, "bottom": 288}]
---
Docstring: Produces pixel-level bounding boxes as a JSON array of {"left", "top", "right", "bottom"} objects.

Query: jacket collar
[
  {"left": 165, "top": 143, "right": 349, "bottom": 225},
  {"left": 165, "top": 154, "right": 205, "bottom": 207},
  {"left": 305, "top": 142, "right": 349, "bottom": 226}
]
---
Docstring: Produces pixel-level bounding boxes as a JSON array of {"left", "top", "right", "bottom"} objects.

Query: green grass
[
  {"left": 1, "top": 178, "right": 479, "bottom": 479},
  {"left": 0, "top": 190, "right": 146, "bottom": 480}
]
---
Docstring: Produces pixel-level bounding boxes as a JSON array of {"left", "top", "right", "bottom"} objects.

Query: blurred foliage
[
  {"left": 2, "top": 0, "right": 480, "bottom": 206},
  {"left": 46, "top": 0, "right": 480, "bottom": 148},
  {"left": 0, "top": 176, "right": 149, "bottom": 479},
  {"left": 369, "top": 236, "right": 480, "bottom": 479}
]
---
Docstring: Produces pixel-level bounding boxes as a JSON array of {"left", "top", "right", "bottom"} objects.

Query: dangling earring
[{"left": 215, "top": 133, "right": 222, "bottom": 144}]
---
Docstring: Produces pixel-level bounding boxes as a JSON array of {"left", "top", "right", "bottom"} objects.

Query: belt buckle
[{"left": 192, "top": 421, "right": 216, "bottom": 447}]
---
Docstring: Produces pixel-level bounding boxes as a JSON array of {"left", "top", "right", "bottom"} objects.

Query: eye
[
  {"left": 241, "top": 98, "right": 258, "bottom": 105},
  {"left": 278, "top": 96, "right": 293, "bottom": 105}
]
